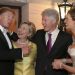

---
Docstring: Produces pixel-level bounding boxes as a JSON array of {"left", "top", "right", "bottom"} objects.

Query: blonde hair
[{"left": 19, "top": 21, "right": 36, "bottom": 39}]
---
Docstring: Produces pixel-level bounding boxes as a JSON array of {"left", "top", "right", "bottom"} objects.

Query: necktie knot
[
  {"left": 6, "top": 32, "right": 11, "bottom": 39},
  {"left": 48, "top": 33, "right": 51, "bottom": 38},
  {"left": 7, "top": 32, "right": 10, "bottom": 36}
]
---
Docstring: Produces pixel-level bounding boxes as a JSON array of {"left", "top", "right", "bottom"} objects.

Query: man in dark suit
[
  {"left": 0, "top": 7, "right": 26, "bottom": 75},
  {"left": 32, "top": 8, "right": 73, "bottom": 75}
]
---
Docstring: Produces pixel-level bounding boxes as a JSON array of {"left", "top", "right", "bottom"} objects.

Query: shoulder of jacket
[{"left": 60, "top": 30, "right": 72, "bottom": 37}]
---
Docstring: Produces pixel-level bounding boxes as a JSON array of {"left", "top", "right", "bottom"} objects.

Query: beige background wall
[
  {"left": 0, "top": 0, "right": 74, "bottom": 30},
  {"left": 29, "top": 3, "right": 58, "bottom": 30}
]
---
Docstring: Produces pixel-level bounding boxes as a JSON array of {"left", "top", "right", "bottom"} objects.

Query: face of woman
[
  {"left": 64, "top": 13, "right": 75, "bottom": 32},
  {"left": 17, "top": 24, "right": 30, "bottom": 39}
]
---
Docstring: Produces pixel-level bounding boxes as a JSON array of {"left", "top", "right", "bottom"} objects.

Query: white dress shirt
[
  {"left": 45, "top": 27, "right": 60, "bottom": 47},
  {"left": 0, "top": 25, "right": 12, "bottom": 49}
]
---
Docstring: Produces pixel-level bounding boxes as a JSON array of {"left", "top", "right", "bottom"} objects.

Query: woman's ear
[
  {"left": 28, "top": 33, "right": 31, "bottom": 37},
  {"left": 27, "top": 32, "right": 32, "bottom": 38},
  {"left": 0, "top": 17, "right": 2, "bottom": 25},
  {"left": 0, "top": 16, "right": 1, "bottom": 21}
]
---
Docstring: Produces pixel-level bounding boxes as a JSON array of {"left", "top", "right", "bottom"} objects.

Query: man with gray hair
[{"left": 32, "top": 8, "right": 72, "bottom": 75}]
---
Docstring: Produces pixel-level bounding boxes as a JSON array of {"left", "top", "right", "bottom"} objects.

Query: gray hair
[{"left": 41, "top": 8, "right": 59, "bottom": 24}]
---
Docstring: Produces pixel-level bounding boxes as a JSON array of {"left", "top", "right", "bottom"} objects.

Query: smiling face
[
  {"left": 17, "top": 24, "right": 30, "bottom": 39},
  {"left": 0, "top": 11, "right": 14, "bottom": 29},
  {"left": 64, "top": 13, "right": 75, "bottom": 33},
  {"left": 42, "top": 15, "right": 57, "bottom": 32}
]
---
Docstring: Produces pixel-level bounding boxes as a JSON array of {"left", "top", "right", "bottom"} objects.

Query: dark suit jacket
[
  {"left": 32, "top": 29, "right": 73, "bottom": 75},
  {"left": 0, "top": 30, "right": 22, "bottom": 75},
  {"left": 10, "top": 32, "right": 19, "bottom": 41}
]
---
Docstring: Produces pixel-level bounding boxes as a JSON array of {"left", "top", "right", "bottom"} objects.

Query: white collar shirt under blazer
[
  {"left": 0, "top": 25, "right": 12, "bottom": 49},
  {"left": 45, "top": 27, "right": 60, "bottom": 47}
]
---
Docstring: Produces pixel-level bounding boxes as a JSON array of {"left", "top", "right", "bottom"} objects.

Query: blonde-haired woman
[{"left": 13, "top": 22, "right": 37, "bottom": 75}]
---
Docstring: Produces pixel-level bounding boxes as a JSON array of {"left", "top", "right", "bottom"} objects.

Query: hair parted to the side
[
  {"left": 41, "top": 8, "right": 59, "bottom": 24},
  {"left": 0, "top": 7, "right": 15, "bottom": 15},
  {"left": 68, "top": 8, "right": 75, "bottom": 21},
  {"left": 19, "top": 21, "right": 36, "bottom": 39}
]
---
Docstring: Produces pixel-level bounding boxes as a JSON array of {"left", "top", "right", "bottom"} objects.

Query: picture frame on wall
[{"left": 0, "top": 5, "right": 22, "bottom": 32}]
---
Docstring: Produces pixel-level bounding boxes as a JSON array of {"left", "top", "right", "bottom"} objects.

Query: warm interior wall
[{"left": 29, "top": 2, "right": 59, "bottom": 30}]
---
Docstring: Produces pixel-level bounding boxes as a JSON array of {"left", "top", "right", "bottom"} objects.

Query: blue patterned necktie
[{"left": 47, "top": 33, "right": 52, "bottom": 53}]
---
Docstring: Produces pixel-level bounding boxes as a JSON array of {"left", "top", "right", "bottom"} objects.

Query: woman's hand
[
  {"left": 22, "top": 44, "right": 30, "bottom": 56},
  {"left": 52, "top": 59, "right": 63, "bottom": 69},
  {"left": 15, "top": 41, "right": 31, "bottom": 56}
]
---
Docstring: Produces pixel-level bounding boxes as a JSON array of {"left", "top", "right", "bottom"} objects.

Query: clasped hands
[
  {"left": 52, "top": 59, "right": 64, "bottom": 69},
  {"left": 14, "top": 42, "right": 30, "bottom": 56},
  {"left": 20, "top": 44, "right": 30, "bottom": 56}
]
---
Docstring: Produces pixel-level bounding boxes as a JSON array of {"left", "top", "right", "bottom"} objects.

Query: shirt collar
[
  {"left": 0, "top": 25, "right": 8, "bottom": 33},
  {"left": 47, "top": 27, "right": 59, "bottom": 35},
  {"left": 51, "top": 27, "right": 59, "bottom": 35}
]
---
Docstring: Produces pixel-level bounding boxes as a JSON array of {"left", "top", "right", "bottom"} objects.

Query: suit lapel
[
  {"left": 0, "top": 30, "right": 10, "bottom": 47},
  {"left": 48, "top": 31, "right": 63, "bottom": 56},
  {"left": 43, "top": 33, "right": 47, "bottom": 53},
  {"left": 42, "top": 31, "right": 47, "bottom": 53}
]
